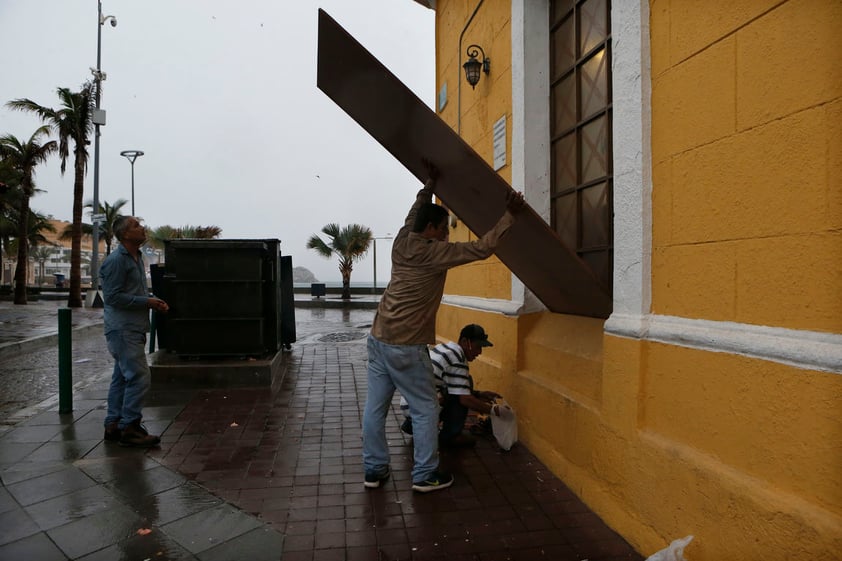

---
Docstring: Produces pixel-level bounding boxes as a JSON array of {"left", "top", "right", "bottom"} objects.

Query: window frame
[{"left": 549, "top": 0, "right": 614, "bottom": 298}]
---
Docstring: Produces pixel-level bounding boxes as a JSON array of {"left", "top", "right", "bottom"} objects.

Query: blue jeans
[
  {"left": 104, "top": 330, "right": 151, "bottom": 429},
  {"left": 363, "top": 335, "right": 439, "bottom": 483},
  {"left": 438, "top": 394, "right": 468, "bottom": 442}
]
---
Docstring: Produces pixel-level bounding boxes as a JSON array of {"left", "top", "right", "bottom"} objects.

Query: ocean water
[{"left": 293, "top": 282, "right": 384, "bottom": 289}]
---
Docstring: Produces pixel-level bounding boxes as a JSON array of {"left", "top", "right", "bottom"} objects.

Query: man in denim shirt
[{"left": 100, "top": 216, "right": 168, "bottom": 447}]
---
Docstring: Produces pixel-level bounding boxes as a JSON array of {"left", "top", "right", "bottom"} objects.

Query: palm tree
[
  {"left": 194, "top": 225, "right": 222, "bottom": 239},
  {"left": 99, "top": 199, "right": 128, "bottom": 255},
  {"left": 0, "top": 163, "right": 20, "bottom": 273},
  {"left": 30, "top": 244, "right": 57, "bottom": 286},
  {"left": 6, "top": 210, "right": 57, "bottom": 288},
  {"left": 174, "top": 225, "right": 223, "bottom": 239},
  {"left": 146, "top": 224, "right": 223, "bottom": 255},
  {"left": 62, "top": 198, "right": 127, "bottom": 256},
  {"left": 0, "top": 126, "right": 58, "bottom": 304},
  {"left": 147, "top": 225, "right": 178, "bottom": 251},
  {"left": 8, "top": 82, "right": 96, "bottom": 307},
  {"left": 307, "top": 223, "right": 372, "bottom": 300},
  {"left": 59, "top": 221, "right": 92, "bottom": 244},
  {"left": 23, "top": 210, "right": 57, "bottom": 250}
]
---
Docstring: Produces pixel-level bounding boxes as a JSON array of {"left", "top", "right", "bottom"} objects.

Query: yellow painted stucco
[
  {"left": 640, "top": 2, "right": 842, "bottom": 556},
  {"left": 434, "top": 0, "right": 514, "bottom": 300},
  {"left": 651, "top": 0, "right": 842, "bottom": 334},
  {"left": 432, "top": 0, "right": 842, "bottom": 559}
]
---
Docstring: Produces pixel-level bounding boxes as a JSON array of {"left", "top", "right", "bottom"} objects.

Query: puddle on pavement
[{"left": 318, "top": 331, "right": 368, "bottom": 343}]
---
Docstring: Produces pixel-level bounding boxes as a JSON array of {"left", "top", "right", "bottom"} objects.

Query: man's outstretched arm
[{"left": 401, "top": 160, "right": 440, "bottom": 231}]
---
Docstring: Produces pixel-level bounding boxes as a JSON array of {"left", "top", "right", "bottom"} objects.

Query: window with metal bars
[{"left": 550, "top": 0, "right": 613, "bottom": 303}]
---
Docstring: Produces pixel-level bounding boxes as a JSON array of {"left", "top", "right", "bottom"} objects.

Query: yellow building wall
[
  {"left": 435, "top": 0, "right": 514, "bottom": 300},
  {"left": 650, "top": 0, "right": 842, "bottom": 332},
  {"left": 637, "top": 1, "right": 842, "bottom": 556},
  {"left": 434, "top": 0, "right": 842, "bottom": 559}
]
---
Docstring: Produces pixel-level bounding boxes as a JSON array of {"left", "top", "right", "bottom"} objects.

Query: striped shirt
[{"left": 429, "top": 341, "right": 473, "bottom": 397}]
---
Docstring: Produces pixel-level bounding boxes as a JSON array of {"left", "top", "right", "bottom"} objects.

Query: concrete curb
[
  {"left": 293, "top": 297, "right": 379, "bottom": 309},
  {"left": 0, "top": 322, "right": 103, "bottom": 360}
]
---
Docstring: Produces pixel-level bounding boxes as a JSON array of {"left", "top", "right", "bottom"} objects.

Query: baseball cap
[{"left": 460, "top": 324, "right": 493, "bottom": 347}]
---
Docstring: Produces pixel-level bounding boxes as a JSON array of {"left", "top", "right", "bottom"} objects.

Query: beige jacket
[{"left": 371, "top": 187, "right": 515, "bottom": 345}]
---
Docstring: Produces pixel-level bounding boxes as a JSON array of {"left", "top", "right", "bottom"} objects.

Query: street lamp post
[
  {"left": 120, "top": 150, "right": 144, "bottom": 216},
  {"left": 89, "top": 0, "right": 116, "bottom": 302},
  {"left": 372, "top": 235, "right": 393, "bottom": 294}
]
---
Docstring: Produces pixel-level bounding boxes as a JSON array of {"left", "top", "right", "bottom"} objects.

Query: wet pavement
[
  {"left": 0, "top": 299, "right": 103, "bottom": 358},
  {"left": 0, "top": 302, "right": 110, "bottom": 427},
  {"left": 0, "top": 300, "right": 644, "bottom": 560}
]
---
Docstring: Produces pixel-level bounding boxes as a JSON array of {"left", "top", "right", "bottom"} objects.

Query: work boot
[
  {"left": 119, "top": 421, "right": 161, "bottom": 448},
  {"left": 104, "top": 422, "right": 121, "bottom": 442}
]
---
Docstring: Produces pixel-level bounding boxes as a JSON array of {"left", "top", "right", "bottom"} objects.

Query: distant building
[{"left": 1, "top": 219, "right": 106, "bottom": 287}]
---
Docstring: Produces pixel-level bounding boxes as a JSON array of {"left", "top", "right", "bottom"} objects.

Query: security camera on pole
[{"left": 86, "top": 0, "right": 117, "bottom": 308}]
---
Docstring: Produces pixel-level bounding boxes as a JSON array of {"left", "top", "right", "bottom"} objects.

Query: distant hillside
[{"left": 292, "top": 267, "right": 318, "bottom": 283}]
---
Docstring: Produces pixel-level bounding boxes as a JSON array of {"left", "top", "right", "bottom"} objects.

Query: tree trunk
[
  {"left": 341, "top": 272, "right": 351, "bottom": 300},
  {"left": 67, "top": 150, "right": 85, "bottom": 308},
  {"left": 13, "top": 191, "right": 31, "bottom": 305}
]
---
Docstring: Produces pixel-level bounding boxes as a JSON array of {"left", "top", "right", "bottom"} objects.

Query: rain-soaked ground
[
  {"left": 0, "top": 301, "right": 644, "bottom": 560},
  {"left": 0, "top": 298, "right": 103, "bottom": 346},
  {"left": 0, "top": 302, "right": 375, "bottom": 426}
]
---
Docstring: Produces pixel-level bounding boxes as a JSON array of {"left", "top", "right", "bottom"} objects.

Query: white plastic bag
[
  {"left": 645, "top": 535, "right": 694, "bottom": 561},
  {"left": 490, "top": 400, "right": 517, "bottom": 450}
]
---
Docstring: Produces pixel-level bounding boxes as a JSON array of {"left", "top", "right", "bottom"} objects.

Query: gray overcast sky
[{"left": 0, "top": 0, "right": 435, "bottom": 284}]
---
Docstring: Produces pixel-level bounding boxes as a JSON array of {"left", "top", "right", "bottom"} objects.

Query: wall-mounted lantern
[{"left": 463, "top": 44, "right": 490, "bottom": 89}]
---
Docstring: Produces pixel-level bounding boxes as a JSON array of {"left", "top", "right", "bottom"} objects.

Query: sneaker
[
  {"left": 400, "top": 418, "right": 413, "bottom": 435},
  {"left": 103, "top": 422, "right": 121, "bottom": 442},
  {"left": 412, "top": 471, "right": 454, "bottom": 493},
  {"left": 364, "top": 466, "right": 391, "bottom": 488},
  {"left": 119, "top": 422, "right": 161, "bottom": 448}
]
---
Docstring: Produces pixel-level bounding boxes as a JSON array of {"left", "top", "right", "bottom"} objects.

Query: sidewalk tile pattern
[
  {"left": 0, "top": 304, "right": 644, "bottom": 560},
  {"left": 155, "top": 344, "right": 643, "bottom": 561}
]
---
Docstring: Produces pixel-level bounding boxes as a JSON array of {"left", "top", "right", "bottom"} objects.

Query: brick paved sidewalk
[
  {"left": 0, "top": 304, "right": 644, "bottom": 560},
  {"left": 153, "top": 342, "right": 643, "bottom": 561}
]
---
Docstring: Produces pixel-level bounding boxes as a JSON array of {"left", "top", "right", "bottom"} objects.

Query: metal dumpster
[{"left": 158, "top": 239, "right": 285, "bottom": 357}]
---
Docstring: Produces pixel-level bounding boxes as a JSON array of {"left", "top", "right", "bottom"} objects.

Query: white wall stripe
[
  {"left": 510, "top": 0, "right": 550, "bottom": 314},
  {"left": 610, "top": 1, "right": 652, "bottom": 319},
  {"left": 606, "top": 313, "right": 842, "bottom": 374},
  {"left": 442, "top": 295, "right": 523, "bottom": 316}
]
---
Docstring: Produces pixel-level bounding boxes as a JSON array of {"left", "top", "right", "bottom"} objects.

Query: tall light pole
[
  {"left": 120, "top": 150, "right": 144, "bottom": 216},
  {"left": 372, "top": 235, "right": 393, "bottom": 294},
  {"left": 89, "top": 0, "right": 116, "bottom": 303}
]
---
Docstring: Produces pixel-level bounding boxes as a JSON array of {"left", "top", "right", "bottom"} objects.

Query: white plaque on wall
[{"left": 493, "top": 115, "right": 506, "bottom": 170}]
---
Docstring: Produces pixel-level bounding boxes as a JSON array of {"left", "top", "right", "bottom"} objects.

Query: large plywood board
[{"left": 316, "top": 9, "right": 611, "bottom": 317}]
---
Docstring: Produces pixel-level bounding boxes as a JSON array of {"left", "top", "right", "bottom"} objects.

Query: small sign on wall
[{"left": 493, "top": 115, "right": 506, "bottom": 170}]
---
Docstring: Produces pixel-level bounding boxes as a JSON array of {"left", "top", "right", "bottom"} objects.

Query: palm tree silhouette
[
  {"left": 59, "top": 198, "right": 129, "bottom": 257},
  {"left": 0, "top": 126, "right": 57, "bottom": 304},
  {"left": 307, "top": 223, "right": 373, "bottom": 300},
  {"left": 8, "top": 82, "right": 96, "bottom": 307}
]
